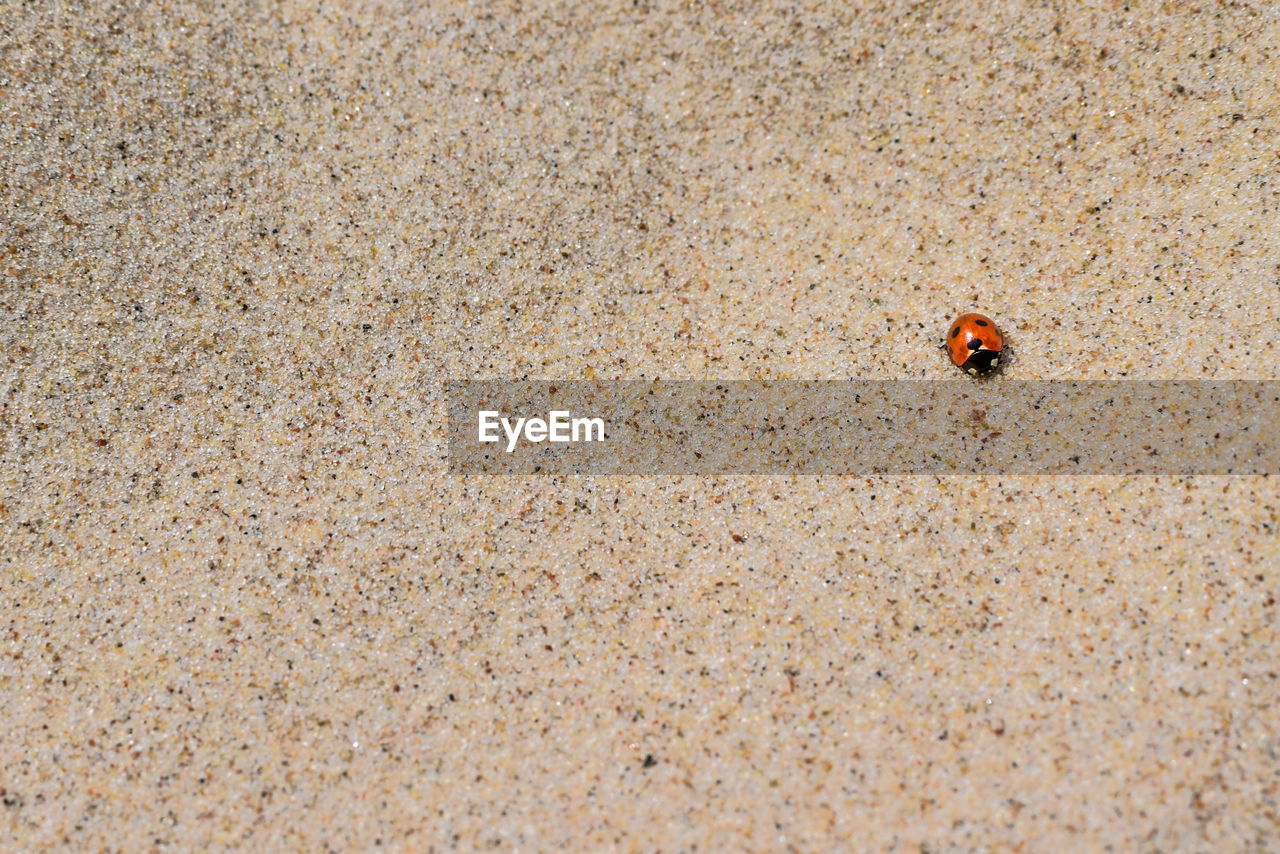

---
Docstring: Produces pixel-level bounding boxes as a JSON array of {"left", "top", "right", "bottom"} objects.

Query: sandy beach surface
[{"left": 3, "top": 0, "right": 1278, "bottom": 849}]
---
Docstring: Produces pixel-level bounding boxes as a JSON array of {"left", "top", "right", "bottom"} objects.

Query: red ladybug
[{"left": 945, "top": 312, "right": 1005, "bottom": 376}]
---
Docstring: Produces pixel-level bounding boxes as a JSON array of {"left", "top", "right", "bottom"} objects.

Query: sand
[{"left": 2, "top": 0, "right": 1278, "bottom": 849}]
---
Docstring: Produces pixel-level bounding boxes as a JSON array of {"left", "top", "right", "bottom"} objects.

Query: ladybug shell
[{"left": 946, "top": 313, "right": 1004, "bottom": 376}]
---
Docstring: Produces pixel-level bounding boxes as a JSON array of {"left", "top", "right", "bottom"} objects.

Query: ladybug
[{"left": 945, "top": 312, "right": 1005, "bottom": 376}]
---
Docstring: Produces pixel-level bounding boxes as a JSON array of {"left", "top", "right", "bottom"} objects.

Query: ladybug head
[{"left": 963, "top": 348, "right": 1002, "bottom": 376}]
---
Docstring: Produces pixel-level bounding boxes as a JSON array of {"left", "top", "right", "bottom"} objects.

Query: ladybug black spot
[
  {"left": 950, "top": 326, "right": 960, "bottom": 339},
  {"left": 974, "top": 318, "right": 989, "bottom": 326},
  {"left": 967, "top": 338, "right": 984, "bottom": 351}
]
